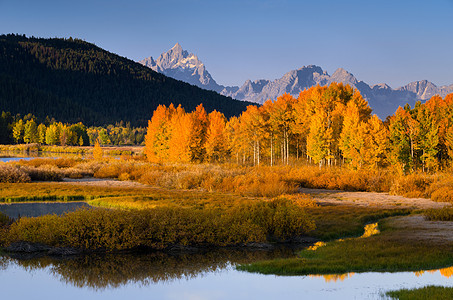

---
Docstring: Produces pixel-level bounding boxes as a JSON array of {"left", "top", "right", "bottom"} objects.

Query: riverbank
[
  {"left": 0, "top": 144, "right": 144, "bottom": 156},
  {"left": 386, "top": 286, "right": 453, "bottom": 300},
  {"left": 237, "top": 213, "right": 453, "bottom": 275}
]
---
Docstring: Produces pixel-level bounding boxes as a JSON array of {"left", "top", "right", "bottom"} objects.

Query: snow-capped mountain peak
[
  {"left": 139, "top": 43, "right": 222, "bottom": 92},
  {"left": 139, "top": 44, "right": 453, "bottom": 119}
]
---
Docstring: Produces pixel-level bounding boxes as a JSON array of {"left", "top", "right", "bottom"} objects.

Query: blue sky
[{"left": 1, "top": 0, "right": 452, "bottom": 88}]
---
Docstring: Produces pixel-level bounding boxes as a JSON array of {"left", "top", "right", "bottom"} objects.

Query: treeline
[
  {"left": 0, "top": 34, "right": 251, "bottom": 126},
  {"left": 145, "top": 82, "right": 453, "bottom": 173},
  {"left": 0, "top": 112, "right": 145, "bottom": 146}
]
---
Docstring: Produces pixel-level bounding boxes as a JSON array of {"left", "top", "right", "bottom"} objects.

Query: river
[{"left": 0, "top": 251, "right": 452, "bottom": 300}]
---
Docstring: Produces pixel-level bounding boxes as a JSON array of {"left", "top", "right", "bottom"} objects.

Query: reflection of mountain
[{"left": 2, "top": 248, "right": 294, "bottom": 290}]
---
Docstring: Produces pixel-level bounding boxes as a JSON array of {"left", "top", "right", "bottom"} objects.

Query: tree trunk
[{"left": 270, "top": 133, "right": 273, "bottom": 167}]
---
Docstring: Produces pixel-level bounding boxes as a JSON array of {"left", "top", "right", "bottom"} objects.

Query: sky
[{"left": 1, "top": 0, "right": 452, "bottom": 88}]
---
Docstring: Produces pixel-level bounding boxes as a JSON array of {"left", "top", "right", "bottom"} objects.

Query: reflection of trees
[
  {"left": 416, "top": 266, "right": 453, "bottom": 278},
  {"left": 3, "top": 248, "right": 294, "bottom": 290},
  {"left": 308, "top": 273, "right": 354, "bottom": 282}
]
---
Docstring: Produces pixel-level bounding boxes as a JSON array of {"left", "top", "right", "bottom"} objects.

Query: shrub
[
  {"left": 18, "top": 165, "right": 63, "bottom": 181},
  {"left": 2, "top": 198, "right": 315, "bottom": 250},
  {"left": 0, "top": 211, "right": 11, "bottom": 227},
  {"left": 390, "top": 173, "right": 434, "bottom": 198},
  {"left": 0, "top": 164, "right": 31, "bottom": 183}
]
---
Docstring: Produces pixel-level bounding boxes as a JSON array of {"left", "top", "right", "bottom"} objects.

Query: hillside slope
[{"left": 0, "top": 35, "right": 252, "bottom": 126}]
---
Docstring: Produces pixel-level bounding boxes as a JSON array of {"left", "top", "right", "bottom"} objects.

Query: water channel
[
  {"left": 0, "top": 201, "right": 452, "bottom": 299},
  {"left": 1, "top": 251, "right": 452, "bottom": 300}
]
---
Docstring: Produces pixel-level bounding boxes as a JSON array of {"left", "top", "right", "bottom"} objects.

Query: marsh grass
[
  {"left": 7, "top": 157, "right": 453, "bottom": 203},
  {"left": 385, "top": 286, "right": 453, "bottom": 300},
  {"left": 0, "top": 182, "right": 156, "bottom": 202},
  {"left": 305, "top": 205, "right": 411, "bottom": 240},
  {"left": 424, "top": 207, "right": 453, "bottom": 221},
  {"left": 237, "top": 217, "right": 453, "bottom": 275}
]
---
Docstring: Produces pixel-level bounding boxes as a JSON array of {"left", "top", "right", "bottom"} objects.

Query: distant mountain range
[
  {"left": 0, "top": 35, "right": 252, "bottom": 126},
  {"left": 140, "top": 44, "right": 453, "bottom": 119}
]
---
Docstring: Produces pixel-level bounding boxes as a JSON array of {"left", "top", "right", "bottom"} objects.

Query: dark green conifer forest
[{"left": 0, "top": 34, "right": 252, "bottom": 126}]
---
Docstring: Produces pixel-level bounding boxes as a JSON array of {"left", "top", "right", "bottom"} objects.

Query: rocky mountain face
[
  {"left": 139, "top": 44, "right": 453, "bottom": 119},
  {"left": 139, "top": 43, "right": 223, "bottom": 93}
]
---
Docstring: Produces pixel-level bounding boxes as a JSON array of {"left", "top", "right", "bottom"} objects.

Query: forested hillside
[{"left": 0, "top": 34, "right": 252, "bottom": 126}]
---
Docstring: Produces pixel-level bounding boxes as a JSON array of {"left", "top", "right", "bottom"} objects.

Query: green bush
[{"left": 2, "top": 198, "right": 315, "bottom": 251}]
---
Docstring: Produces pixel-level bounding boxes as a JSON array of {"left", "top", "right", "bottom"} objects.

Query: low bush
[
  {"left": 18, "top": 158, "right": 80, "bottom": 168},
  {"left": 0, "top": 211, "right": 11, "bottom": 227},
  {"left": 0, "top": 164, "right": 31, "bottom": 183},
  {"left": 389, "top": 173, "right": 434, "bottom": 198},
  {"left": 2, "top": 198, "right": 315, "bottom": 250},
  {"left": 18, "top": 165, "right": 63, "bottom": 181}
]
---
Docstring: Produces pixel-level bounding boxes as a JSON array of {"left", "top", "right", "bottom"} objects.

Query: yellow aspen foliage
[
  {"left": 93, "top": 139, "right": 103, "bottom": 160},
  {"left": 144, "top": 104, "right": 175, "bottom": 163},
  {"left": 188, "top": 104, "right": 209, "bottom": 162},
  {"left": 225, "top": 116, "right": 245, "bottom": 164},
  {"left": 339, "top": 101, "right": 364, "bottom": 169},
  {"left": 168, "top": 106, "right": 193, "bottom": 163},
  {"left": 205, "top": 110, "right": 227, "bottom": 162},
  {"left": 307, "top": 105, "right": 332, "bottom": 167},
  {"left": 363, "top": 114, "right": 388, "bottom": 168},
  {"left": 239, "top": 105, "right": 265, "bottom": 165}
]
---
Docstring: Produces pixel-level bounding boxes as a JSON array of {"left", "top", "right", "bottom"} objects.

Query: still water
[
  {"left": 1, "top": 250, "right": 452, "bottom": 300},
  {"left": 0, "top": 202, "right": 452, "bottom": 299},
  {"left": 0, "top": 156, "right": 35, "bottom": 162},
  {"left": 0, "top": 202, "right": 91, "bottom": 219}
]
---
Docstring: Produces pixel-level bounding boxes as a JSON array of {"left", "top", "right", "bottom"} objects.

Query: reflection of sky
[{"left": 1, "top": 263, "right": 453, "bottom": 300}]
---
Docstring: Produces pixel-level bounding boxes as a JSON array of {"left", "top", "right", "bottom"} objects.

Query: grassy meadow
[
  {"left": 1, "top": 153, "right": 453, "bottom": 279},
  {"left": 237, "top": 216, "right": 453, "bottom": 275}
]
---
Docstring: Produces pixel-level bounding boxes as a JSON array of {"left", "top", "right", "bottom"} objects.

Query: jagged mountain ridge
[
  {"left": 139, "top": 44, "right": 453, "bottom": 119},
  {"left": 140, "top": 43, "right": 223, "bottom": 93}
]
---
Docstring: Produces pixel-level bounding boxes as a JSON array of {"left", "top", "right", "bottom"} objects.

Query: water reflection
[
  {"left": 0, "top": 202, "right": 91, "bottom": 219},
  {"left": 0, "top": 151, "right": 85, "bottom": 162},
  {"left": 308, "top": 266, "right": 453, "bottom": 283},
  {"left": 2, "top": 248, "right": 295, "bottom": 290},
  {"left": 415, "top": 266, "right": 453, "bottom": 278},
  {"left": 309, "top": 273, "right": 355, "bottom": 282},
  {"left": 2, "top": 252, "right": 453, "bottom": 299}
]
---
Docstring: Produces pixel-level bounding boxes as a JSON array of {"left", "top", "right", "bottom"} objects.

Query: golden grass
[{"left": 6, "top": 157, "right": 453, "bottom": 204}]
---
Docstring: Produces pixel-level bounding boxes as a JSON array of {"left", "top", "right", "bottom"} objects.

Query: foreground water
[
  {"left": 1, "top": 250, "right": 452, "bottom": 300},
  {"left": 0, "top": 202, "right": 91, "bottom": 219},
  {"left": 1, "top": 200, "right": 452, "bottom": 298}
]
